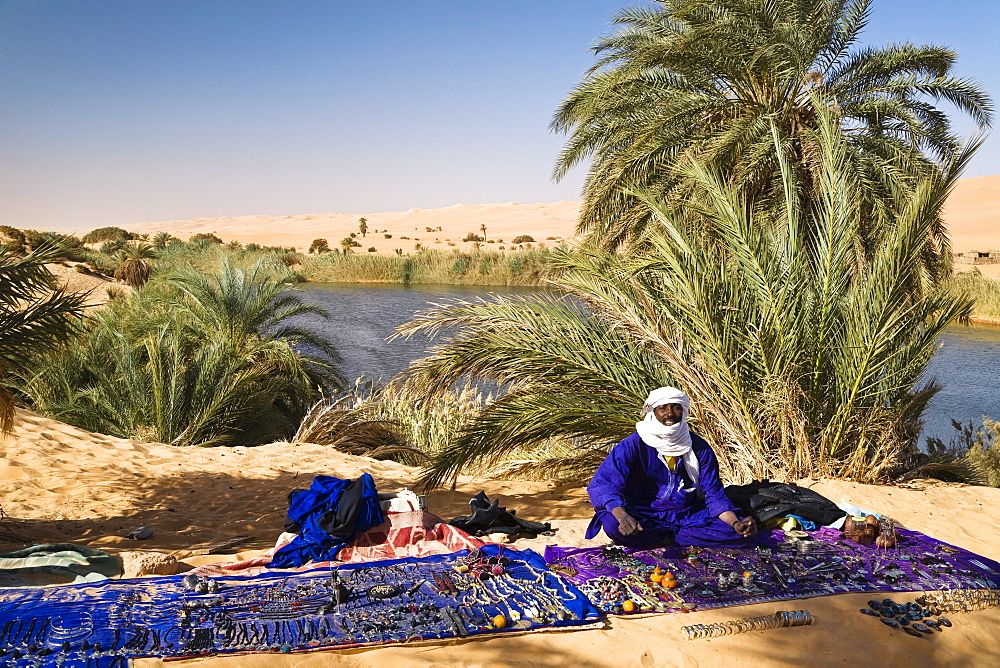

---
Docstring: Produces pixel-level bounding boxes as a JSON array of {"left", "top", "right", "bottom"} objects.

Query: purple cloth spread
[
  {"left": 545, "top": 527, "right": 1000, "bottom": 614},
  {"left": 585, "top": 432, "right": 741, "bottom": 547}
]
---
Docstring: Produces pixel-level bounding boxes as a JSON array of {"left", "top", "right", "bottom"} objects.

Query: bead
[
  {"left": 492, "top": 615, "right": 507, "bottom": 629},
  {"left": 622, "top": 600, "right": 636, "bottom": 612}
]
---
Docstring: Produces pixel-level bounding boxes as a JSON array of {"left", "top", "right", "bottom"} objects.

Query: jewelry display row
[{"left": 0, "top": 548, "right": 598, "bottom": 668}]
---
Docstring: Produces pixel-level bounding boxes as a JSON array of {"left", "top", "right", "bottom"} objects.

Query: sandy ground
[
  {"left": 1, "top": 409, "right": 998, "bottom": 667},
  {"left": 46, "top": 261, "right": 128, "bottom": 306}
]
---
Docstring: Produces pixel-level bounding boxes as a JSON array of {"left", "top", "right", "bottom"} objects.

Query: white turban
[{"left": 635, "top": 386, "right": 700, "bottom": 492}]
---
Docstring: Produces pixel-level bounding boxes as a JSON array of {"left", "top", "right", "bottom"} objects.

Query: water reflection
[
  {"left": 296, "top": 283, "right": 548, "bottom": 385},
  {"left": 922, "top": 323, "right": 1000, "bottom": 443},
  {"left": 297, "top": 284, "right": 1000, "bottom": 444}
]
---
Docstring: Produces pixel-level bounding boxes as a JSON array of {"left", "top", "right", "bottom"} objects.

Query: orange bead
[
  {"left": 493, "top": 615, "right": 507, "bottom": 629},
  {"left": 662, "top": 571, "right": 674, "bottom": 579},
  {"left": 663, "top": 579, "right": 678, "bottom": 589},
  {"left": 622, "top": 599, "right": 636, "bottom": 612}
]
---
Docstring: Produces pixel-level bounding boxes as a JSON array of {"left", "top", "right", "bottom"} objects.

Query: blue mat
[{"left": 0, "top": 545, "right": 600, "bottom": 667}]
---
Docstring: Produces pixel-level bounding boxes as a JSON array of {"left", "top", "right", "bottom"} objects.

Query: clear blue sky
[{"left": 1, "top": 0, "right": 997, "bottom": 230}]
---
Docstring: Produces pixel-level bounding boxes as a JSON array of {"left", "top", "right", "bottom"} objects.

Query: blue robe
[{"left": 586, "top": 431, "right": 748, "bottom": 548}]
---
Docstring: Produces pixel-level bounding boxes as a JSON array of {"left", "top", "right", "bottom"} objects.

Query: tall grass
[
  {"left": 299, "top": 247, "right": 561, "bottom": 286},
  {"left": 293, "top": 380, "right": 487, "bottom": 466},
  {"left": 944, "top": 271, "right": 1000, "bottom": 321}
]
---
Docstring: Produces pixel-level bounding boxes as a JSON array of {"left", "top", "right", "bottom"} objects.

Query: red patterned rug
[{"left": 191, "top": 510, "right": 486, "bottom": 577}]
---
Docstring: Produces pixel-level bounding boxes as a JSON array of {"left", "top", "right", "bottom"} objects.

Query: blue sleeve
[
  {"left": 587, "top": 434, "right": 639, "bottom": 512},
  {"left": 693, "top": 436, "right": 738, "bottom": 518}
]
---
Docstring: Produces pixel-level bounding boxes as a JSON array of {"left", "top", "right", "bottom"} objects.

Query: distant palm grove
[{"left": 1, "top": 0, "right": 999, "bottom": 487}]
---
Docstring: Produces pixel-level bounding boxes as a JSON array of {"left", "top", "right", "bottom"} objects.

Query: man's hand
[
  {"left": 719, "top": 510, "right": 757, "bottom": 537},
  {"left": 732, "top": 516, "right": 757, "bottom": 537},
  {"left": 611, "top": 506, "right": 643, "bottom": 536}
]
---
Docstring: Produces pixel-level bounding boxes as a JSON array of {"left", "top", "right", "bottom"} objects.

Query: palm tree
[
  {"left": 151, "top": 232, "right": 175, "bottom": 250},
  {"left": 18, "top": 260, "right": 343, "bottom": 446},
  {"left": 0, "top": 243, "right": 85, "bottom": 432},
  {"left": 171, "top": 258, "right": 342, "bottom": 386},
  {"left": 398, "top": 110, "right": 975, "bottom": 489},
  {"left": 114, "top": 242, "right": 157, "bottom": 287},
  {"left": 552, "top": 0, "right": 992, "bottom": 250}
]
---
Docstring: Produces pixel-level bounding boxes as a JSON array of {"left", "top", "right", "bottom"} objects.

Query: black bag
[
  {"left": 450, "top": 491, "right": 555, "bottom": 537},
  {"left": 724, "top": 480, "right": 846, "bottom": 527}
]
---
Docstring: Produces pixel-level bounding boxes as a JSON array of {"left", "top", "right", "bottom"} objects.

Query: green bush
[
  {"left": 309, "top": 238, "right": 331, "bottom": 254},
  {"left": 189, "top": 233, "right": 224, "bottom": 246},
  {"left": 82, "top": 226, "right": 132, "bottom": 244},
  {"left": 0, "top": 226, "right": 26, "bottom": 252}
]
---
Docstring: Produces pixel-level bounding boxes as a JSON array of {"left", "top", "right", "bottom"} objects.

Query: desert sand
[
  {"left": 1, "top": 408, "right": 998, "bottom": 667},
  {"left": 76, "top": 174, "right": 997, "bottom": 266},
  {"left": 121, "top": 201, "right": 582, "bottom": 257}
]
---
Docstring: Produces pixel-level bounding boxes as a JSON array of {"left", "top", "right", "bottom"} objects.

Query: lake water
[{"left": 297, "top": 283, "right": 1000, "bottom": 445}]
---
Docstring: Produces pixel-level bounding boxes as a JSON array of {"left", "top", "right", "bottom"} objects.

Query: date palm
[
  {"left": 18, "top": 259, "right": 343, "bottom": 446},
  {"left": 171, "top": 258, "right": 343, "bottom": 388},
  {"left": 552, "top": 0, "right": 992, "bottom": 250},
  {"left": 399, "top": 109, "right": 975, "bottom": 489},
  {"left": 151, "top": 232, "right": 175, "bottom": 250},
  {"left": 0, "top": 243, "right": 85, "bottom": 432},
  {"left": 114, "top": 242, "right": 157, "bottom": 287}
]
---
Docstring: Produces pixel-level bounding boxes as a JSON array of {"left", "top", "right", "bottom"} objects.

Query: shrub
[
  {"left": 189, "top": 233, "right": 224, "bottom": 245},
  {"left": 512, "top": 235, "right": 535, "bottom": 244},
  {"left": 384, "top": 233, "right": 393, "bottom": 239},
  {"left": 280, "top": 252, "right": 303, "bottom": 267},
  {"left": 450, "top": 256, "right": 472, "bottom": 275},
  {"left": 309, "top": 238, "right": 331, "bottom": 254},
  {"left": 82, "top": 226, "right": 131, "bottom": 244},
  {"left": 0, "top": 226, "right": 26, "bottom": 252},
  {"left": 463, "top": 233, "right": 484, "bottom": 243},
  {"left": 100, "top": 239, "right": 125, "bottom": 254},
  {"left": 368, "top": 247, "right": 377, "bottom": 253}
]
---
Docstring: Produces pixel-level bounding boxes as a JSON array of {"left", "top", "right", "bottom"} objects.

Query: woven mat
[
  {"left": 544, "top": 527, "right": 1000, "bottom": 614},
  {"left": 0, "top": 546, "right": 599, "bottom": 667}
]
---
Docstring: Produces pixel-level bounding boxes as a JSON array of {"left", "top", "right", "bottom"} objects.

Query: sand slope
[{"left": 1, "top": 409, "right": 999, "bottom": 666}]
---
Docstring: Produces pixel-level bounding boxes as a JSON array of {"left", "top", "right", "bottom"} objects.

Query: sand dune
[
  {"left": 93, "top": 175, "right": 1000, "bottom": 266},
  {"left": 943, "top": 175, "right": 1000, "bottom": 254},
  {"left": 122, "top": 200, "right": 582, "bottom": 257},
  {"left": 1, "top": 409, "right": 998, "bottom": 666}
]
